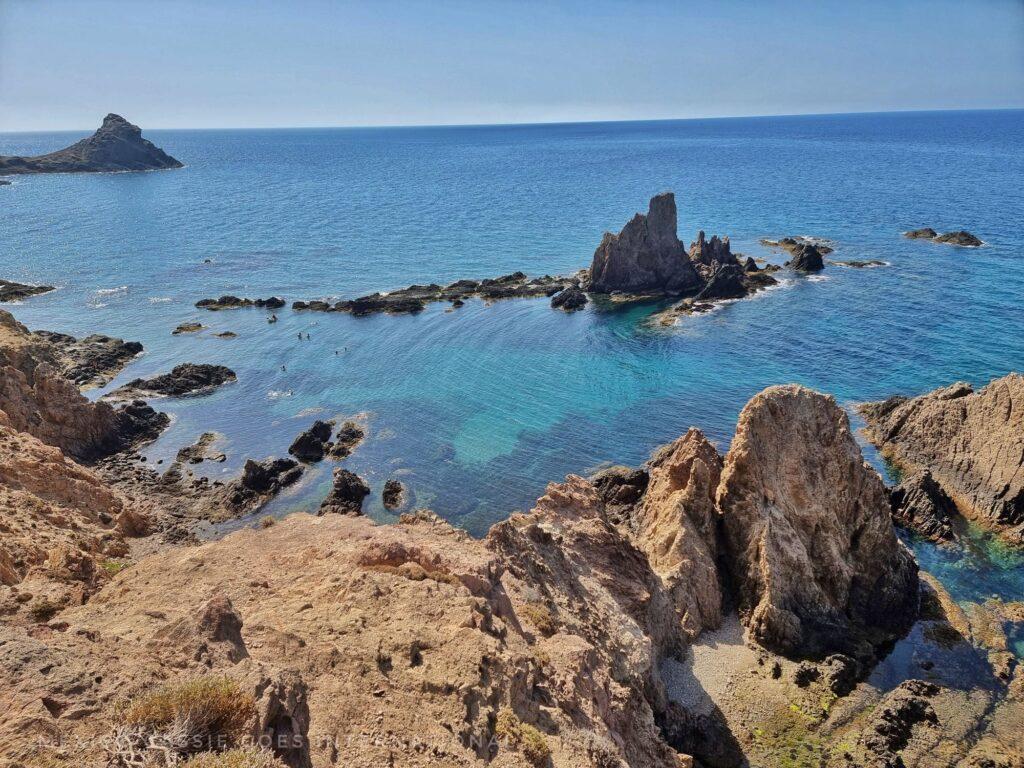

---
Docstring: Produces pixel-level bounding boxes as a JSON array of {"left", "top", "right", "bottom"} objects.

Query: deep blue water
[{"left": 2, "top": 110, "right": 1023, "bottom": 606}]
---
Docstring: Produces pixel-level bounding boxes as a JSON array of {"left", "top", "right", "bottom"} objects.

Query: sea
[{"left": 2, "top": 109, "right": 1022, "bottom": 620}]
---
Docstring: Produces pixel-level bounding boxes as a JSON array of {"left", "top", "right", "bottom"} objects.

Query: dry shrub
[
  {"left": 120, "top": 676, "right": 256, "bottom": 755},
  {"left": 494, "top": 707, "right": 551, "bottom": 767},
  {"left": 183, "top": 747, "right": 287, "bottom": 768},
  {"left": 521, "top": 601, "right": 558, "bottom": 637}
]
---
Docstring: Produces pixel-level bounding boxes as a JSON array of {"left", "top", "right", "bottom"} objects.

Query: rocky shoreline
[
  {"left": 1, "top": 301, "right": 1022, "bottom": 767},
  {"left": 0, "top": 278, "right": 55, "bottom": 302}
]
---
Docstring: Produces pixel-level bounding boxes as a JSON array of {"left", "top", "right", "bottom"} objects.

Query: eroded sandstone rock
[
  {"left": 860, "top": 374, "right": 1024, "bottom": 545},
  {"left": 718, "top": 385, "right": 919, "bottom": 658}
]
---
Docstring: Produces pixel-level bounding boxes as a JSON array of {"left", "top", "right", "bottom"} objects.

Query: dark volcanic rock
[
  {"left": 0, "top": 114, "right": 182, "bottom": 174},
  {"left": 760, "top": 236, "right": 834, "bottom": 256},
  {"left": 329, "top": 421, "right": 365, "bottom": 458},
  {"left": 319, "top": 468, "right": 370, "bottom": 515},
  {"left": 695, "top": 263, "right": 749, "bottom": 301},
  {"left": 689, "top": 230, "right": 740, "bottom": 280},
  {"left": 888, "top": 470, "right": 959, "bottom": 544},
  {"left": 904, "top": 228, "right": 938, "bottom": 240},
  {"left": 550, "top": 285, "right": 588, "bottom": 311},
  {"left": 863, "top": 680, "right": 940, "bottom": 761},
  {"left": 296, "top": 273, "right": 576, "bottom": 316},
  {"left": 382, "top": 478, "right": 405, "bottom": 510},
  {"left": 30, "top": 330, "right": 143, "bottom": 389},
  {"left": 934, "top": 230, "right": 983, "bottom": 247},
  {"left": 829, "top": 259, "right": 887, "bottom": 268},
  {"left": 172, "top": 322, "right": 205, "bottom": 335},
  {"left": 590, "top": 465, "right": 649, "bottom": 527},
  {"left": 288, "top": 420, "right": 334, "bottom": 463},
  {"left": 111, "top": 363, "right": 236, "bottom": 398},
  {"left": 222, "top": 457, "right": 303, "bottom": 514},
  {"left": 742, "top": 257, "right": 759, "bottom": 272},
  {"left": 114, "top": 400, "right": 171, "bottom": 450},
  {"left": 195, "top": 296, "right": 285, "bottom": 311},
  {"left": 587, "top": 192, "right": 702, "bottom": 295},
  {"left": 787, "top": 243, "right": 825, "bottom": 272},
  {"left": 0, "top": 279, "right": 55, "bottom": 302}
]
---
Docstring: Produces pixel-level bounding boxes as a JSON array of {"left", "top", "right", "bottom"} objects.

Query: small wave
[
  {"left": 148, "top": 297, "right": 173, "bottom": 303},
  {"left": 89, "top": 302, "right": 109, "bottom": 309},
  {"left": 806, "top": 274, "right": 830, "bottom": 283},
  {"left": 268, "top": 389, "right": 294, "bottom": 399},
  {"left": 94, "top": 285, "right": 129, "bottom": 296}
]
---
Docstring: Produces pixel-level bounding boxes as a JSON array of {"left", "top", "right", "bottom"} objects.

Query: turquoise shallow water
[{"left": 2, "top": 110, "right": 1023, "bottom": 606}]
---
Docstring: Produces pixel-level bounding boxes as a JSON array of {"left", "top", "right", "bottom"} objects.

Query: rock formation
[
  {"left": 717, "top": 385, "right": 919, "bottom": 658},
  {"left": 196, "top": 296, "right": 286, "bottom": 311},
  {"left": 288, "top": 420, "right": 334, "bottom": 463},
  {"left": 888, "top": 470, "right": 959, "bottom": 544},
  {"left": 860, "top": 374, "right": 1024, "bottom": 544},
  {"left": 0, "top": 279, "right": 54, "bottom": 302},
  {"left": 0, "top": 114, "right": 182, "bottom": 174},
  {"left": 318, "top": 468, "right": 370, "bottom": 515},
  {"left": 550, "top": 284, "right": 588, "bottom": 311},
  {"left": 109, "top": 363, "right": 237, "bottom": 399},
  {"left": 904, "top": 228, "right": 983, "bottom": 247},
  {"left": 221, "top": 458, "right": 304, "bottom": 516},
  {"left": 382, "top": 478, "right": 405, "bottom": 510},
  {"left": 328, "top": 420, "right": 364, "bottom": 458},
  {"left": 629, "top": 429, "right": 725, "bottom": 639},
  {"left": 759, "top": 237, "right": 834, "bottom": 256},
  {"left": 586, "top": 192, "right": 702, "bottom": 295},
  {"left": 0, "top": 310, "right": 167, "bottom": 461},
  {"left": 786, "top": 242, "right": 825, "bottom": 272},
  {"left": 30, "top": 329, "right": 142, "bottom": 388}
]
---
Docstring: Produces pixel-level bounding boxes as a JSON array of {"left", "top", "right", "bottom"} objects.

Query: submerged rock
[
  {"left": 110, "top": 363, "right": 236, "bottom": 398},
  {"left": 195, "top": 295, "right": 285, "bottom": 311},
  {"left": 760, "top": 236, "right": 835, "bottom": 256},
  {"left": 172, "top": 322, "right": 205, "bottom": 335},
  {"left": 888, "top": 469, "right": 959, "bottom": 543},
  {"left": 0, "top": 279, "right": 54, "bottom": 302},
  {"left": 718, "top": 385, "right": 919, "bottom": 658},
  {"left": 175, "top": 431, "right": 226, "bottom": 465},
  {"left": 0, "top": 114, "right": 182, "bottom": 174},
  {"left": 319, "top": 468, "right": 370, "bottom": 515},
  {"left": 829, "top": 259, "right": 887, "bottom": 268},
  {"left": 586, "top": 192, "right": 702, "bottom": 295},
  {"left": 860, "top": 374, "right": 1024, "bottom": 544}
]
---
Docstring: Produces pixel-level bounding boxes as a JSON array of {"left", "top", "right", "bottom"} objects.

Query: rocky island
[
  {"left": 0, "top": 114, "right": 182, "bottom": 175},
  {"left": 0, "top": 279, "right": 55, "bottom": 302},
  {"left": 904, "top": 228, "right": 984, "bottom": 247}
]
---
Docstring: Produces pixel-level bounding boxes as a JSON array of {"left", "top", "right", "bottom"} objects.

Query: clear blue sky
[{"left": 1, "top": 0, "right": 1022, "bottom": 131}]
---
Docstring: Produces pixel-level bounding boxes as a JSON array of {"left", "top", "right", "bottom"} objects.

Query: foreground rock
[
  {"left": 0, "top": 114, "right": 182, "bottom": 174},
  {"left": 904, "top": 228, "right": 983, "bottom": 247},
  {"left": 718, "top": 385, "right": 919, "bottom": 658},
  {"left": 586, "top": 192, "right": 702, "bottom": 295},
  {"left": 0, "top": 279, "right": 54, "bottom": 302},
  {"left": 109, "top": 363, "right": 237, "bottom": 399},
  {"left": 0, "top": 310, "right": 167, "bottom": 461},
  {"left": 860, "top": 374, "right": 1024, "bottom": 544},
  {"left": 195, "top": 295, "right": 285, "bottom": 311},
  {"left": 30, "top": 328, "right": 142, "bottom": 388},
  {"left": 294, "top": 272, "right": 576, "bottom": 316}
]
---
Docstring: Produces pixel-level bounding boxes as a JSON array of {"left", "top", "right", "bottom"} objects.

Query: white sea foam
[
  {"left": 268, "top": 389, "right": 294, "bottom": 399},
  {"left": 94, "top": 285, "right": 129, "bottom": 296},
  {"left": 148, "top": 296, "right": 173, "bottom": 303}
]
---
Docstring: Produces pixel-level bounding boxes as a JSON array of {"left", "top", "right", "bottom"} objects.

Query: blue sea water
[{"left": 2, "top": 110, "right": 1023, "bottom": 607}]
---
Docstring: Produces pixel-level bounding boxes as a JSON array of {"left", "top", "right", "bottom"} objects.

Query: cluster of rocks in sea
[
  {"left": 2, "top": 304, "right": 1023, "bottom": 767},
  {"left": 107, "top": 362, "right": 237, "bottom": 399},
  {"left": 905, "top": 227, "right": 983, "bottom": 247},
  {"left": 0, "top": 114, "right": 182, "bottom": 175},
  {"left": 293, "top": 272, "right": 582, "bottom": 316},
  {"left": 195, "top": 295, "right": 285, "bottom": 311},
  {"left": 0, "top": 279, "right": 54, "bottom": 302},
  {"left": 288, "top": 418, "right": 365, "bottom": 463}
]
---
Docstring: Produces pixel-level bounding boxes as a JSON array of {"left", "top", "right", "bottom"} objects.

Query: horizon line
[{"left": 2, "top": 105, "right": 1022, "bottom": 135}]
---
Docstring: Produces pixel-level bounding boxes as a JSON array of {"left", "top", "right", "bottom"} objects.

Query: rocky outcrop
[
  {"left": 318, "top": 468, "right": 370, "bottom": 515},
  {"left": 30, "top": 329, "right": 142, "bottom": 388},
  {"left": 717, "top": 385, "right": 919, "bottom": 658},
  {"left": 630, "top": 429, "right": 725, "bottom": 639},
  {"left": 195, "top": 296, "right": 285, "bottom": 311},
  {"left": 172, "top": 322, "right": 205, "bottom": 335},
  {"left": 175, "top": 432, "right": 226, "bottom": 465},
  {"left": 294, "top": 273, "right": 577, "bottom": 316},
  {"left": 0, "top": 114, "right": 182, "bottom": 174},
  {"left": 829, "top": 259, "right": 887, "bottom": 268},
  {"left": 888, "top": 470, "right": 959, "bottom": 544},
  {"left": 0, "top": 310, "right": 166, "bottom": 461},
  {"left": 382, "top": 478, "right": 404, "bottom": 510},
  {"left": 860, "top": 374, "right": 1024, "bottom": 544},
  {"left": 550, "top": 285, "right": 588, "bottom": 311},
  {"left": 0, "top": 279, "right": 54, "bottom": 302},
  {"left": 328, "top": 420, "right": 364, "bottom": 459},
  {"left": 288, "top": 420, "right": 333, "bottom": 463},
  {"left": 787, "top": 243, "right": 825, "bottom": 272},
  {"left": 219, "top": 458, "right": 303, "bottom": 518},
  {"left": 759, "top": 237, "right": 834, "bottom": 256},
  {"left": 904, "top": 228, "right": 983, "bottom": 247},
  {"left": 109, "top": 363, "right": 236, "bottom": 398},
  {"left": 586, "top": 192, "right": 702, "bottom": 295}
]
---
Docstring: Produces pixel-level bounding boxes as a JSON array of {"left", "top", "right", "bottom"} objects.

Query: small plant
[
  {"left": 29, "top": 598, "right": 60, "bottom": 623},
  {"left": 494, "top": 707, "right": 551, "bottom": 767},
  {"left": 119, "top": 676, "right": 256, "bottom": 756},
  {"left": 101, "top": 558, "right": 130, "bottom": 576},
  {"left": 521, "top": 601, "right": 558, "bottom": 637},
  {"left": 184, "top": 747, "right": 288, "bottom": 768},
  {"left": 259, "top": 516, "right": 276, "bottom": 529}
]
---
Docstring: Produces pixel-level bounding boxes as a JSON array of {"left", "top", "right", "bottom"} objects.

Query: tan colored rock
[
  {"left": 860, "top": 374, "right": 1024, "bottom": 544},
  {"left": 631, "top": 429, "right": 724, "bottom": 639},
  {"left": 717, "top": 385, "right": 919, "bottom": 657}
]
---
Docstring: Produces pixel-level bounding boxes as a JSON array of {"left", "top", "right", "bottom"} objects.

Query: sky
[{"left": 1, "top": 0, "right": 1022, "bottom": 132}]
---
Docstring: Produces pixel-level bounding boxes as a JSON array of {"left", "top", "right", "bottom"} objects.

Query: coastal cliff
[{"left": 0, "top": 114, "right": 182, "bottom": 174}]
